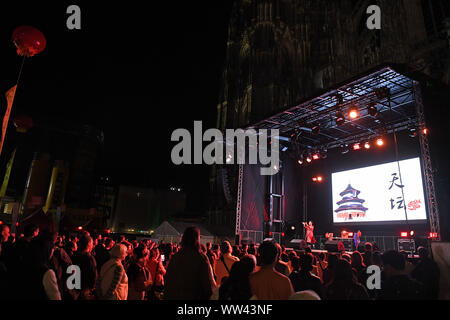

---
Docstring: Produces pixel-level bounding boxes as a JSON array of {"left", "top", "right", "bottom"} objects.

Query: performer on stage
[
  {"left": 303, "top": 221, "right": 316, "bottom": 248},
  {"left": 353, "top": 230, "right": 362, "bottom": 250}
]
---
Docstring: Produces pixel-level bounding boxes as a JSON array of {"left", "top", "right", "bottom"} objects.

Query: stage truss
[{"left": 235, "top": 66, "right": 441, "bottom": 241}]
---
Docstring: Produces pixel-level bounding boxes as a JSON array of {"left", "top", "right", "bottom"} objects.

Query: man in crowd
[{"left": 249, "top": 240, "right": 294, "bottom": 300}]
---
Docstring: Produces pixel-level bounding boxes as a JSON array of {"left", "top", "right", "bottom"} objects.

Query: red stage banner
[{"left": 0, "top": 85, "right": 18, "bottom": 157}]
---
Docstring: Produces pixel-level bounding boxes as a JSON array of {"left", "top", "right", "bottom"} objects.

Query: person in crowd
[
  {"left": 351, "top": 251, "right": 368, "bottom": 286},
  {"left": 64, "top": 240, "right": 77, "bottom": 258},
  {"left": 248, "top": 244, "right": 256, "bottom": 256},
  {"left": 341, "top": 253, "right": 351, "bottom": 263},
  {"left": 274, "top": 243, "right": 290, "bottom": 277},
  {"left": 378, "top": 250, "right": 424, "bottom": 300},
  {"left": 48, "top": 232, "right": 73, "bottom": 300},
  {"left": 23, "top": 235, "right": 61, "bottom": 300},
  {"left": 96, "top": 244, "right": 128, "bottom": 300},
  {"left": 411, "top": 246, "right": 440, "bottom": 300},
  {"left": 399, "top": 250, "right": 415, "bottom": 276},
  {"left": 0, "top": 225, "right": 12, "bottom": 261},
  {"left": 71, "top": 234, "right": 97, "bottom": 300},
  {"left": 323, "top": 253, "right": 338, "bottom": 286},
  {"left": 104, "top": 238, "right": 115, "bottom": 251},
  {"left": 164, "top": 227, "right": 214, "bottom": 300},
  {"left": 146, "top": 246, "right": 166, "bottom": 299},
  {"left": 219, "top": 255, "right": 257, "bottom": 300},
  {"left": 316, "top": 252, "right": 328, "bottom": 283},
  {"left": 249, "top": 240, "right": 294, "bottom": 300},
  {"left": 232, "top": 245, "right": 241, "bottom": 259},
  {"left": 287, "top": 251, "right": 298, "bottom": 274},
  {"left": 215, "top": 240, "right": 240, "bottom": 285},
  {"left": 127, "top": 245, "right": 152, "bottom": 300},
  {"left": 205, "top": 243, "right": 217, "bottom": 279},
  {"left": 324, "top": 259, "right": 369, "bottom": 300},
  {"left": 362, "top": 242, "right": 373, "bottom": 266},
  {"left": 289, "top": 290, "right": 321, "bottom": 300},
  {"left": 95, "top": 236, "right": 110, "bottom": 272},
  {"left": 240, "top": 244, "right": 248, "bottom": 257},
  {"left": 372, "top": 251, "right": 382, "bottom": 267},
  {"left": 289, "top": 253, "right": 324, "bottom": 299}
]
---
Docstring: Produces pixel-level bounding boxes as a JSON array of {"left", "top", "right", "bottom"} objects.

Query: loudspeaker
[
  {"left": 289, "top": 239, "right": 306, "bottom": 249},
  {"left": 325, "top": 240, "right": 340, "bottom": 252}
]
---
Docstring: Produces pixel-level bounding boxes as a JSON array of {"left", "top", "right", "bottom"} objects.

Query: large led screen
[{"left": 332, "top": 158, "right": 427, "bottom": 224}]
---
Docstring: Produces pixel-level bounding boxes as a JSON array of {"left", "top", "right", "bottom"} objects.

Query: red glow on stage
[
  {"left": 428, "top": 232, "right": 438, "bottom": 239},
  {"left": 376, "top": 138, "right": 384, "bottom": 146},
  {"left": 400, "top": 232, "right": 408, "bottom": 237},
  {"left": 106, "top": 229, "right": 111, "bottom": 234},
  {"left": 281, "top": 232, "right": 285, "bottom": 237},
  {"left": 353, "top": 143, "right": 361, "bottom": 150},
  {"left": 77, "top": 226, "right": 83, "bottom": 230},
  {"left": 269, "top": 232, "right": 272, "bottom": 236},
  {"left": 0, "top": 221, "right": 2, "bottom": 225}
]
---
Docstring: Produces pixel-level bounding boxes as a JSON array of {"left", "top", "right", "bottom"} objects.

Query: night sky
[{"left": 0, "top": 1, "right": 234, "bottom": 214}]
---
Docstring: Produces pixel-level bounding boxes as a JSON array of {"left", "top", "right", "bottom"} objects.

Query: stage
[{"left": 233, "top": 65, "right": 442, "bottom": 249}]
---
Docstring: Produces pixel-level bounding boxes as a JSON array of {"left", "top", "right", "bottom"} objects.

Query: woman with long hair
[{"left": 219, "top": 255, "right": 257, "bottom": 300}]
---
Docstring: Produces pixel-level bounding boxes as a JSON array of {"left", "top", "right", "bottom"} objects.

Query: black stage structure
[{"left": 234, "top": 66, "right": 442, "bottom": 249}]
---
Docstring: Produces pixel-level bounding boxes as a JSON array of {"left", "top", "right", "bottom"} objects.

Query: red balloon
[
  {"left": 12, "top": 26, "right": 46, "bottom": 57},
  {"left": 14, "top": 114, "right": 33, "bottom": 132}
]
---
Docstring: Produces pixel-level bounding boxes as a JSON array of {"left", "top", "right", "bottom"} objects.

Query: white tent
[{"left": 152, "top": 221, "right": 216, "bottom": 244}]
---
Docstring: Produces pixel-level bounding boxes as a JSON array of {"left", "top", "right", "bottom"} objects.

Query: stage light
[
  {"left": 291, "top": 226, "right": 296, "bottom": 231},
  {"left": 78, "top": 226, "right": 83, "bottom": 230},
  {"left": 306, "top": 156, "right": 312, "bottom": 163},
  {"left": 312, "top": 153, "right": 320, "bottom": 160},
  {"left": 422, "top": 128, "right": 429, "bottom": 135},
  {"left": 410, "top": 230, "right": 415, "bottom": 237},
  {"left": 364, "top": 142, "right": 371, "bottom": 149},
  {"left": 428, "top": 232, "right": 438, "bottom": 239},
  {"left": 336, "top": 111, "right": 345, "bottom": 126},
  {"left": 298, "top": 159, "right": 303, "bottom": 165},
  {"left": 281, "top": 146, "right": 288, "bottom": 152},
  {"left": 317, "top": 176, "right": 323, "bottom": 182},
  {"left": 400, "top": 232, "right": 408, "bottom": 237},
  {"left": 269, "top": 232, "right": 272, "bottom": 237},
  {"left": 368, "top": 102, "right": 378, "bottom": 117},
  {"left": 348, "top": 232, "right": 354, "bottom": 237},
  {"left": 353, "top": 143, "right": 361, "bottom": 150},
  {"left": 348, "top": 107, "right": 359, "bottom": 119},
  {"left": 281, "top": 232, "right": 285, "bottom": 237},
  {"left": 312, "top": 177, "right": 317, "bottom": 182},
  {"left": 340, "top": 144, "right": 349, "bottom": 154},
  {"left": 226, "top": 154, "right": 233, "bottom": 163},
  {"left": 376, "top": 138, "right": 384, "bottom": 146},
  {"left": 408, "top": 127, "right": 417, "bottom": 138}
]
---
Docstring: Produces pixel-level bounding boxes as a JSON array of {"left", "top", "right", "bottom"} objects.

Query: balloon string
[{"left": 16, "top": 55, "right": 26, "bottom": 85}]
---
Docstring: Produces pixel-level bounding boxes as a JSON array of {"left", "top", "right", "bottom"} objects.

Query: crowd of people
[{"left": 0, "top": 223, "right": 441, "bottom": 300}]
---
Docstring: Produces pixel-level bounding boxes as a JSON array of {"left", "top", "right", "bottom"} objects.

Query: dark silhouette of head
[
  {"left": 258, "top": 240, "right": 278, "bottom": 266},
  {"left": 300, "top": 253, "right": 314, "bottom": 272},
  {"left": 181, "top": 226, "right": 201, "bottom": 252}
]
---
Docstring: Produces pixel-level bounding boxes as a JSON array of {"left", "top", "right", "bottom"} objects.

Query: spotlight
[
  {"left": 306, "top": 153, "right": 312, "bottom": 163},
  {"left": 312, "top": 177, "right": 317, "bottom": 182},
  {"left": 320, "top": 149, "right": 328, "bottom": 159},
  {"left": 281, "top": 146, "right": 288, "bottom": 152},
  {"left": 364, "top": 142, "right": 371, "bottom": 149},
  {"left": 336, "top": 111, "right": 345, "bottom": 126},
  {"left": 312, "top": 153, "right": 320, "bottom": 160},
  {"left": 400, "top": 232, "right": 408, "bottom": 237},
  {"left": 368, "top": 102, "right": 378, "bottom": 117},
  {"left": 422, "top": 128, "right": 429, "bottom": 135},
  {"left": 348, "top": 107, "right": 359, "bottom": 119},
  {"left": 291, "top": 225, "right": 296, "bottom": 231},
  {"left": 408, "top": 127, "right": 417, "bottom": 138},
  {"left": 340, "top": 144, "right": 349, "bottom": 154},
  {"left": 298, "top": 159, "right": 303, "bottom": 165},
  {"left": 353, "top": 143, "right": 361, "bottom": 150},
  {"left": 376, "top": 138, "right": 384, "bottom": 146},
  {"left": 317, "top": 176, "right": 323, "bottom": 182}
]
